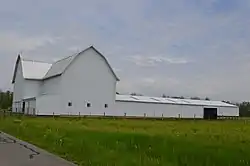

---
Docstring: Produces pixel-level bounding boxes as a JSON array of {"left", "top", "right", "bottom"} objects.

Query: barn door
[
  {"left": 22, "top": 102, "right": 25, "bottom": 114},
  {"left": 204, "top": 108, "right": 217, "bottom": 120}
]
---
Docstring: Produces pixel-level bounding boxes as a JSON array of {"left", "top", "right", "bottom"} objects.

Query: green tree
[
  {"left": 0, "top": 90, "right": 13, "bottom": 110},
  {"left": 238, "top": 102, "right": 250, "bottom": 117}
]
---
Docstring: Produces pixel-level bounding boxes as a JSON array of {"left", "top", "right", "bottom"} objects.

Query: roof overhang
[
  {"left": 12, "top": 55, "right": 21, "bottom": 84},
  {"left": 90, "top": 46, "right": 120, "bottom": 81}
]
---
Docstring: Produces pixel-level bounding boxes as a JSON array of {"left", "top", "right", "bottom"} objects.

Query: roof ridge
[
  {"left": 116, "top": 94, "right": 224, "bottom": 102},
  {"left": 21, "top": 58, "right": 52, "bottom": 64},
  {"left": 53, "top": 55, "right": 74, "bottom": 64},
  {"left": 53, "top": 46, "right": 95, "bottom": 64},
  {"left": 52, "top": 52, "right": 79, "bottom": 64},
  {"left": 43, "top": 53, "right": 78, "bottom": 79}
]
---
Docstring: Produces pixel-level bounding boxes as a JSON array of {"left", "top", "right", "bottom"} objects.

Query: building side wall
[
  {"left": 218, "top": 107, "right": 239, "bottom": 117},
  {"left": 40, "top": 76, "right": 62, "bottom": 95},
  {"left": 23, "top": 99, "right": 36, "bottom": 115},
  {"left": 114, "top": 101, "right": 204, "bottom": 118},
  {"left": 13, "top": 60, "right": 24, "bottom": 103},
  {"left": 61, "top": 49, "right": 117, "bottom": 115},
  {"left": 36, "top": 94, "right": 63, "bottom": 115},
  {"left": 12, "top": 60, "right": 43, "bottom": 112},
  {"left": 12, "top": 102, "right": 22, "bottom": 113},
  {"left": 12, "top": 60, "right": 25, "bottom": 113},
  {"left": 23, "top": 80, "right": 41, "bottom": 99}
]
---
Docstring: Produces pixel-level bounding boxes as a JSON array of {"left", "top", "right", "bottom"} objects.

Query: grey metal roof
[
  {"left": 43, "top": 54, "right": 76, "bottom": 79},
  {"left": 12, "top": 55, "right": 52, "bottom": 83},
  {"left": 116, "top": 95, "right": 238, "bottom": 108},
  {"left": 21, "top": 59, "right": 52, "bottom": 80}
]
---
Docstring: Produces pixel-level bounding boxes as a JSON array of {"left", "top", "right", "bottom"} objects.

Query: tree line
[
  {"left": 237, "top": 102, "right": 250, "bottom": 117},
  {"left": 0, "top": 90, "right": 13, "bottom": 110}
]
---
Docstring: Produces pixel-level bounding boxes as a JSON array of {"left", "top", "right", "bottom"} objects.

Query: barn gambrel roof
[{"left": 12, "top": 46, "right": 120, "bottom": 83}]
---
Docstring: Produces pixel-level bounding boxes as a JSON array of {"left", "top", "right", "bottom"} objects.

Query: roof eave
[
  {"left": 115, "top": 99, "right": 238, "bottom": 108},
  {"left": 12, "top": 55, "right": 21, "bottom": 84},
  {"left": 89, "top": 46, "right": 120, "bottom": 82},
  {"left": 42, "top": 74, "right": 62, "bottom": 80},
  {"left": 25, "top": 78, "right": 43, "bottom": 81}
]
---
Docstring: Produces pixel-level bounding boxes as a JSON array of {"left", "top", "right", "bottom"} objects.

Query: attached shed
[
  {"left": 23, "top": 97, "right": 36, "bottom": 115},
  {"left": 115, "top": 95, "right": 239, "bottom": 119}
]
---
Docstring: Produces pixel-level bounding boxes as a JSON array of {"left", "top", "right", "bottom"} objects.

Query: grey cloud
[
  {"left": 1, "top": 0, "right": 250, "bottom": 102},
  {"left": 127, "top": 55, "right": 192, "bottom": 67},
  {"left": 0, "top": 32, "right": 60, "bottom": 53}
]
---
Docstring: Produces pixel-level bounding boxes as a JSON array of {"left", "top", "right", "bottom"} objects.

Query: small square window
[
  {"left": 68, "top": 102, "right": 72, "bottom": 107},
  {"left": 87, "top": 103, "right": 91, "bottom": 107},
  {"left": 105, "top": 104, "right": 108, "bottom": 108}
]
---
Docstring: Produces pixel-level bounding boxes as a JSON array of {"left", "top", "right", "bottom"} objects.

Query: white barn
[{"left": 12, "top": 46, "right": 239, "bottom": 119}]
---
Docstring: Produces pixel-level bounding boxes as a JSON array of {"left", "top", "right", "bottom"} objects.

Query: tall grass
[{"left": 1, "top": 116, "right": 250, "bottom": 166}]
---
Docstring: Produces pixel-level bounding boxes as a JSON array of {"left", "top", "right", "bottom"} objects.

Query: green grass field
[{"left": 0, "top": 116, "right": 250, "bottom": 166}]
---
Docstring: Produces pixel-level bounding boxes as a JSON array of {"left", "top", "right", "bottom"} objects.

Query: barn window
[
  {"left": 87, "top": 102, "right": 91, "bottom": 107},
  {"left": 68, "top": 102, "right": 72, "bottom": 107},
  {"left": 105, "top": 104, "right": 108, "bottom": 108}
]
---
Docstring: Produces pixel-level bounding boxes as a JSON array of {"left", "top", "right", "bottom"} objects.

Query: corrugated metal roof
[
  {"left": 21, "top": 59, "right": 52, "bottom": 80},
  {"left": 116, "top": 95, "right": 237, "bottom": 108},
  {"left": 43, "top": 54, "right": 76, "bottom": 79},
  {"left": 43, "top": 46, "right": 119, "bottom": 80},
  {"left": 116, "top": 95, "right": 139, "bottom": 102}
]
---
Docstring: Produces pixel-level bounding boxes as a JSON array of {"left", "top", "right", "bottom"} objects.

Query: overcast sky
[{"left": 1, "top": 0, "right": 250, "bottom": 102}]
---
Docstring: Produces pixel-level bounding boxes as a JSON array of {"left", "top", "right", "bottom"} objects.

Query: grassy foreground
[{"left": 0, "top": 116, "right": 250, "bottom": 166}]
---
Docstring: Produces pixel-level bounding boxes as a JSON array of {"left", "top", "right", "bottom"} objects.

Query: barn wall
[
  {"left": 218, "top": 107, "right": 239, "bottom": 117},
  {"left": 41, "top": 76, "right": 62, "bottom": 95},
  {"left": 35, "top": 96, "right": 239, "bottom": 118},
  {"left": 23, "top": 80, "right": 41, "bottom": 99},
  {"left": 180, "top": 105, "right": 204, "bottom": 118},
  {"left": 13, "top": 60, "right": 42, "bottom": 101},
  {"left": 13, "top": 60, "right": 24, "bottom": 103},
  {"left": 114, "top": 101, "right": 204, "bottom": 118},
  {"left": 36, "top": 95, "right": 63, "bottom": 115},
  {"left": 23, "top": 99, "right": 36, "bottom": 115},
  {"left": 61, "top": 48, "right": 117, "bottom": 115},
  {"left": 12, "top": 102, "right": 22, "bottom": 113}
]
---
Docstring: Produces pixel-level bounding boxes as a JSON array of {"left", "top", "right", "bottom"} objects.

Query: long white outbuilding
[{"left": 11, "top": 46, "right": 239, "bottom": 119}]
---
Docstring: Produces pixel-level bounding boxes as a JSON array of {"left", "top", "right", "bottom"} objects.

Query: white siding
[
  {"left": 180, "top": 105, "right": 204, "bottom": 118},
  {"left": 13, "top": 60, "right": 24, "bottom": 102},
  {"left": 114, "top": 101, "right": 204, "bottom": 118},
  {"left": 23, "top": 80, "right": 41, "bottom": 99},
  {"left": 40, "top": 76, "right": 62, "bottom": 95},
  {"left": 114, "top": 101, "right": 239, "bottom": 118},
  {"left": 36, "top": 95, "right": 63, "bottom": 115},
  {"left": 61, "top": 49, "right": 117, "bottom": 115},
  {"left": 12, "top": 102, "right": 21, "bottom": 113},
  {"left": 24, "top": 99, "right": 36, "bottom": 115},
  {"left": 218, "top": 107, "right": 239, "bottom": 117}
]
